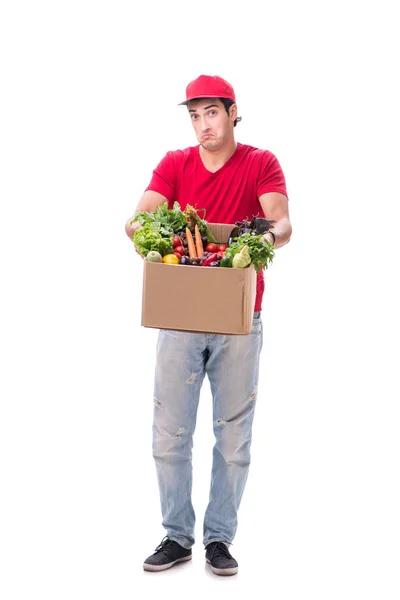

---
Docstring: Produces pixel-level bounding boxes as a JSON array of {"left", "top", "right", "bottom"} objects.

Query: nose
[{"left": 199, "top": 115, "right": 210, "bottom": 132}]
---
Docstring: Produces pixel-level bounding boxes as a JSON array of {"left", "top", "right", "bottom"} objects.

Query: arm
[
  {"left": 259, "top": 192, "right": 292, "bottom": 249},
  {"left": 125, "top": 190, "right": 169, "bottom": 240},
  {"left": 126, "top": 151, "right": 177, "bottom": 241}
]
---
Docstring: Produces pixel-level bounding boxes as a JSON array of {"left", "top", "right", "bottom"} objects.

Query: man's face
[{"left": 187, "top": 98, "right": 237, "bottom": 151}]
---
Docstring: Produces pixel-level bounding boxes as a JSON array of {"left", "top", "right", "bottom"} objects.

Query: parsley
[{"left": 224, "top": 233, "right": 275, "bottom": 273}]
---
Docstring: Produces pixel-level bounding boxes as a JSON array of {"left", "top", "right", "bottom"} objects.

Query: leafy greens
[
  {"left": 224, "top": 233, "right": 275, "bottom": 273},
  {"left": 133, "top": 223, "right": 173, "bottom": 257},
  {"left": 132, "top": 202, "right": 188, "bottom": 236}
]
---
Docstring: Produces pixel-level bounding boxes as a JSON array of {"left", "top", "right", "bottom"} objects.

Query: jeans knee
[
  {"left": 152, "top": 426, "right": 192, "bottom": 460},
  {"left": 214, "top": 423, "right": 252, "bottom": 466},
  {"left": 220, "top": 445, "right": 251, "bottom": 467}
]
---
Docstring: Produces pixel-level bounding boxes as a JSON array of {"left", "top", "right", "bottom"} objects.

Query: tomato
[
  {"left": 173, "top": 236, "right": 182, "bottom": 248},
  {"left": 175, "top": 245, "right": 185, "bottom": 255},
  {"left": 162, "top": 254, "right": 180, "bottom": 264},
  {"left": 218, "top": 244, "right": 227, "bottom": 252},
  {"left": 174, "top": 251, "right": 183, "bottom": 260},
  {"left": 217, "top": 251, "right": 225, "bottom": 258},
  {"left": 206, "top": 243, "right": 218, "bottom": 253}
]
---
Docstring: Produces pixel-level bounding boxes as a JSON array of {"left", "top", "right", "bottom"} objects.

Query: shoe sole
[
  {"left": 206, "top": 558, "right": 238, "bottom": 576},
  {"left": 143, "top": 555, "right": 192, "bottom": 572}
]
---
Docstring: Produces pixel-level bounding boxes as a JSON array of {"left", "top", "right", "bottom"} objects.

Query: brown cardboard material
[{"left": 140, "top": 223, "right": 257, "bottom": 335}]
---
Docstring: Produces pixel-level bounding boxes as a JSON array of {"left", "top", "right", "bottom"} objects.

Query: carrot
[
  {"left": 194, "top": 224, "right": 204, "bottom": 257},
  {"left": 186, "top": 227, "right": 197, "bottom": 259}
]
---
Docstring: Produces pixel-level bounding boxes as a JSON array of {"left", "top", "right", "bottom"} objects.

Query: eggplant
[{"left": 254, "top": 218, "right": 276, "bottom": 234}]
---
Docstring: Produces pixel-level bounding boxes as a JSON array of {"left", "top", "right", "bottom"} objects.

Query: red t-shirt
[{"left": 145, "top": 142, "right": 287, "bottom": 311}]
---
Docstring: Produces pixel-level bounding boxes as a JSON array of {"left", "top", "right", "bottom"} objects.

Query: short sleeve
[
  {"left": 257, "top": 151, "right": 288, "bottom": 199},
  {"left": 145, "top": 151, "right": 177, "bottom": 201}
]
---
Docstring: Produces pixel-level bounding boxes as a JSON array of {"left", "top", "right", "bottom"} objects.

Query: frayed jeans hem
[
  {"left": 203, "top": 538, "right": 232, "bottom": 549},
  {"left": 168, "top": 536, "right": 193, "bottom": 550}
]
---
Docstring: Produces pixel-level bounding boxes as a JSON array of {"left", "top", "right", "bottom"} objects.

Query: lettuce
[
  {"left": 133, "top": 224, "right": 173, "bottom": 257},
  {"left": 132, "top": 202, "right": 188, "bottom": 235}
]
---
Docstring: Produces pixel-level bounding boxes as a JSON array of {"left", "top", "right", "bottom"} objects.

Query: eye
[
  {"left": 191, "top": 114, "right": 198, "bottom": 120},
  {"left": 208, "top": 110, "right": 217, "bottom": 116}
]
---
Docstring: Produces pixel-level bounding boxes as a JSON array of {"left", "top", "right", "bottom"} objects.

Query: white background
[{"left": 1, "top": 0, "right": 399, "bottom": 598}]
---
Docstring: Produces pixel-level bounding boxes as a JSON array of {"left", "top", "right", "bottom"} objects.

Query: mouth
[{"left": 201, "top": 134, "right": 213, "bottom": 139}]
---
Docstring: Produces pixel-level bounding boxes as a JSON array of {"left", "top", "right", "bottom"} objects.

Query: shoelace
[
  {"left": 154, "top": 536, "right": 175, "bottom": 554},
  {"left": 209, "top": 542, "right": 233, "bottom": 561}
]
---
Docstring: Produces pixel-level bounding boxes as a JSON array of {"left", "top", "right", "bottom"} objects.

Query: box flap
[{"left": 208, "top": 223, "right": 238, "bottom": 243}]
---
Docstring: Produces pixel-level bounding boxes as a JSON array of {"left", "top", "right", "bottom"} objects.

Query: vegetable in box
[{"left": 131, "top": 203, "right": 275, "bottom": 272}]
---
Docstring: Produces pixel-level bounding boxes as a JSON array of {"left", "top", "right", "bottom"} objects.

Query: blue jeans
[{"left": 152, "top": 312, "right": 263, "bottom": 549}]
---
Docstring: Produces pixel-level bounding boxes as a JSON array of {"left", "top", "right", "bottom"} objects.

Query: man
[{"left": 125, "top": 75, "right": 292, "bottom": 576}]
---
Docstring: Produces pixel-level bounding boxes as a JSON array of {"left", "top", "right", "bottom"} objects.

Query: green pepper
[{"left": 220, "top": 256, "right": 233, "bottom": 268}]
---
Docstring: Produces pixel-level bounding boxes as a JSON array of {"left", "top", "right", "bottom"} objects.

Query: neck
[{"left": 199, "top": 139, "right": 237, "bottom": 172}]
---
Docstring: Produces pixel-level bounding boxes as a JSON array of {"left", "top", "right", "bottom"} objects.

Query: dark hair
[
  {"left": 220, "top": 98, "right": 242, "bottom": 127},
  {"left": 187, "top": 97, "right": 242, "bottom": 127}
]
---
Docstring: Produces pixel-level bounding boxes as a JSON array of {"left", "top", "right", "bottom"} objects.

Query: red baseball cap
[{"left": 179, "top": 75, "right": 236, "bottom": 105}]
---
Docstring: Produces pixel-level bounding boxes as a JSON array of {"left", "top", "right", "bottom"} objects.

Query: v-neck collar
[{"left": 196, "top": 143, "right": 242, "bottom": 175}]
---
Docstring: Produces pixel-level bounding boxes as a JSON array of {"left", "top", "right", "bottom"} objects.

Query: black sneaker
[
  {"left": 143, "top": 536, "right": 192, "bottom": 572},
  {"left": 205, "top": 541, "right": 238, "bottom": 576}
]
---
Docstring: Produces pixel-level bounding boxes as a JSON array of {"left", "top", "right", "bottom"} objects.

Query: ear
[{"left": 230, "top": 103, "right": 238, "bottom": 121}]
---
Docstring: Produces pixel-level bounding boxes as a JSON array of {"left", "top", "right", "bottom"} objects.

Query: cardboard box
[{"left": 141, "top": 223, "right": 257, "bottom": 335}]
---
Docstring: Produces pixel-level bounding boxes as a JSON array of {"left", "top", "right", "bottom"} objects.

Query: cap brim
[{"left": 178, "top": 94, "right": 235, "bottom": 106}]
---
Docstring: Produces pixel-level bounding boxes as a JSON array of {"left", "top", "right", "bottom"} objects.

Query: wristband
[{"left": 268, "top": 230, "right": 276, "bottom": 245}]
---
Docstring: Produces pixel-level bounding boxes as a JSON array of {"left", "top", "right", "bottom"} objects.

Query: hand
[
  {"left": 125, "top": 219, "right": 144, "bottom": 257},
  {"left": 135, "top": 245, "right": 144, "bottom": 259},
  {"left": 264, "top": 231, "right": 275, "bottom": 245}
]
